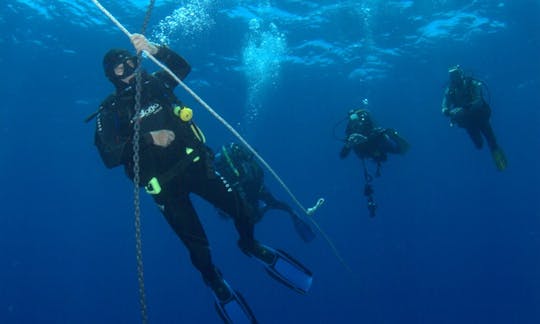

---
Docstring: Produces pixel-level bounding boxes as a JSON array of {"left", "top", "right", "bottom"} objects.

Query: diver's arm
[
  {"left": 94, "top": 105, "right": 156, "bottom": 169},
  {"left": 441, "top": 88, "right": 452, "bottom": 116},
  {"left": 467, "top": 80, "right": 485, "bottom": 110},
  {"left": 153, "top": 46, "right": 192, "bottom": 89},
  {"left": 340, "top": 124, "right": 353, "bottom": 158},
  {"left": 129, "top": 33, "right": 191, "bottom": 87},
  {"left": 94, "top": 107, "right": 132, "bottom": 168},
  {"left": 340, "top": 133, "right": 368, "bottom": 158}
]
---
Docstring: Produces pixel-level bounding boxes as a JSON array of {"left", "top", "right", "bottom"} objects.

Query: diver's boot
[
  {"left": 491, "top": 146, "right": 508, "bottom": 171},
  {"left": 206, "top": 271, "right": 257, "bottom": 323},
  {"left": 251, "top": 243, "right": 313, "bottom": 294}
]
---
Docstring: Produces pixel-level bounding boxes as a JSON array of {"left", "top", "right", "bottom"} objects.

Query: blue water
[{"left": 1, "top": 1, "right": 539, "bottom": 323}]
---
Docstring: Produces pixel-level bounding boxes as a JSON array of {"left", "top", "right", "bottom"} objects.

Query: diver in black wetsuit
[
  {"left": 441, "top": 65, "right": 507, "bottom": 171},
  {"left": 339, "top": 103, "right": 409, "bottom": 217},
  {"left": 214, "top": 143, "right": 315, "bottom": 243},
  {"left": 91, "top": 34, "right": 312, "bottom": 323}
]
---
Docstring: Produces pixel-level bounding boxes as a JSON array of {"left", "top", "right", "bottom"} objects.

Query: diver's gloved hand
[
  {"left": 348, "top": 133, "right": 367, "bottom": 146},
  {"left": 442, "top": 107, "right": 450, "bottom": 116},
  {"left": 447, "top": 108, "right": 465, "bottom": 127},
  {"left": 448, "top": 107, "right": 463, "bottom": 118},
  {"left": 149, "top": 129, "right": 175, "bottom": 147},
  {"left": 130, "top": 33, "right": 158, "bottom": 55}
]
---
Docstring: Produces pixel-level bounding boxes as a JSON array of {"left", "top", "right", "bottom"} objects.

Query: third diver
[{"left": 339, "top": 100, "right": 409, "bottom": 217}]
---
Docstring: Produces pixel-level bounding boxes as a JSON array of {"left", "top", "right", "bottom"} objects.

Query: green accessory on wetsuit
[
  {"left": 186, "top": 147, "right": 200, "bottom": 162},
  {"left": 190, "top": 124, "right": 206, "bottom": 143},
  {"left": 145, "top": 147, "right": 201, "bottom": 195},
  {"left": 146, "top": 177, "right": 162, "bottom": 195},
  {"left": 172, "top": 105, "right": 206, "bottom": 143}
]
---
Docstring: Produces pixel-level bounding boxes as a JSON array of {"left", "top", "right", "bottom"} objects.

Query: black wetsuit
[
  {"left": 442, "top": 77, "right": 498, "bottom": 151},
  {"left": 94, "top": 47, "right": 256, "bottom": 284},
  {"left": 214, "top": 145, "right": 295, "bottom": 224},
  {"left": 339, "top": 112, "right": 404, "bottom": 163}
]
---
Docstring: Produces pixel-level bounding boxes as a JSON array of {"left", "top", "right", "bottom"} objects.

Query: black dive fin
[
  {"left": 213, "top": 281, "right": 257, "bottom": 324},
  {"left": 259, "top": 244, "right": 313, "bottom": 294},
  {"left": 491, "top": 146, "right": 507, "bottom": 171}
]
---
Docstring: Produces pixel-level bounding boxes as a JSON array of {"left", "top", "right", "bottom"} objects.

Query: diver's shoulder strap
[{"left": 84, "top": 94, "right": 116, "bottom": 123}]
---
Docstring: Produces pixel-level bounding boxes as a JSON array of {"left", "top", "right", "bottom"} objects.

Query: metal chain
[
  {"left": 140, "top": 0, "right": 156, "bottom": 35},
  {"left": 133, "top": 53, "right": 147, "bottom": 324},
  {"left": 132, "top": 2, "right": 156, "bottom": 323}
]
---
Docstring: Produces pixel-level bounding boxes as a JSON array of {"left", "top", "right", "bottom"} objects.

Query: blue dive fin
[
  {"left": 291, "top": 214, "right": 316, "bottom": 243},
  {"left": 213, "top": 280, "right": 257, "bottom": 324},
  {"left": 259, "top": 245, "right": 313, "bottom": 294}
]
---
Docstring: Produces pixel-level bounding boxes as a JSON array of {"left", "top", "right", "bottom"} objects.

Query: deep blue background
[{"left": 1, "top": 1, "right": 539, "bottom": 323}]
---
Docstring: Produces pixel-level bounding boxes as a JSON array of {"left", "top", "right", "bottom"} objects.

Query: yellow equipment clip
[
  {"left": 145, "top": 177, "right": 162, "bottom": 195},
  {"left": 174, "top": 105, "right": 193, "bottom": 122}
]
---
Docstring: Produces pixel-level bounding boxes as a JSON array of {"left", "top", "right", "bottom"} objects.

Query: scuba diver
[
  {"left": 214, "top": 142, "right": 316, "bottom": 243},
  {"left": 339, "top": 100, "right": 409, "bottom": 217},
  {"left": 441, "top": 65, "right": 507, "bottom": 171},
  {"left": 90, "top": 34, "right": 312, "bottom": 323}
]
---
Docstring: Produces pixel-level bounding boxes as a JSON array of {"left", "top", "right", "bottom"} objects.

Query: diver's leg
[
  {"left": 259, "top": 186, "right": 293, "bottom": 214},
  {"left": 480, "top": 120, "right": 499, "bottom": 151},
  {"left": 479, "top": 119, "right": 507, "bottom": 170},
  {"left": 192, "top": 165, "right": 313, "bottom": 294},
  {"left": 156, "top": 190, "right": 219, "bottom": 284},
  {"left": 191, "top": 166, "right": 256, "bottom": 248},
  {"left": 259, "top": 187, "right": 315, "bottom": 243},
  {"left": 466, "top": 127, "right": 484, "bottom": 149},
  {"left": 475, "top": 104, "right": 497, "bottom": 150},
  {"left": 172, "top": 170, "right": 258, "bottom": 323}
]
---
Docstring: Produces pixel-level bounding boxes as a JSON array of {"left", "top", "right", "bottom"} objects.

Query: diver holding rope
[{"left": 92, "top": 34, "right": 313, "bottom": 323}]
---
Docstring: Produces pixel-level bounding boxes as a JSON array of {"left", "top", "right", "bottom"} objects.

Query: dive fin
[
  {"left": 491, "top": 147, "right": 507, "bottom": 171},
  {"left": 212, "top": 280, "right": 257, "bottom": 324},
  {"left": 386, "top": 128, "right": 410, "bottom": 154},
  {"left": 291, "top": 214, "right": 316, "bottom": 243},
  {"left": 257, "top": 244, "right": 313, "bottom": 294}
]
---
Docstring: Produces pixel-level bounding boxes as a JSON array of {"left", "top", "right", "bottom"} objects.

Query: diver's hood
[{"left": 102, "top": 48, "right": 138, "bottom": 91}]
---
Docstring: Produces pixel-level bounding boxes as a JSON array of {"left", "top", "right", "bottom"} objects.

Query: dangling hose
[
  {"left": 361, "top": 158, "right": 377, "bottom": 218},
  {"left": 91, "top": 0, "right": 351, "bottom": 273}
]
